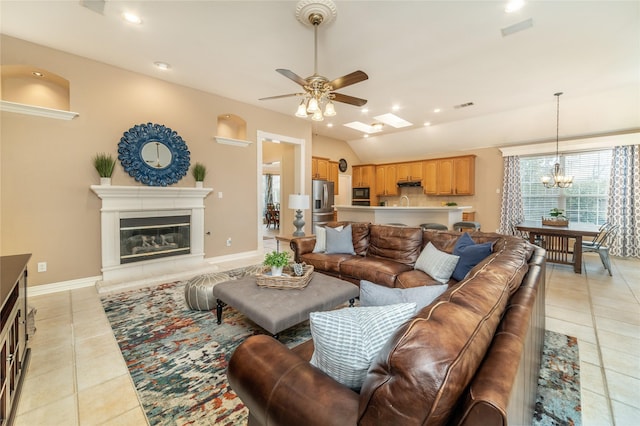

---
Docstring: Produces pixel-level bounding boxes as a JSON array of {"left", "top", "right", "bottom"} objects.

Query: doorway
[{"left": 256, "top": 130, "right": 306, "bottom": 254}]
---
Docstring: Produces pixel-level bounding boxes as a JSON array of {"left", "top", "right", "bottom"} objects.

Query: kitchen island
[{"left": 335, "top": 205, "right": 471, "bottom": 229}]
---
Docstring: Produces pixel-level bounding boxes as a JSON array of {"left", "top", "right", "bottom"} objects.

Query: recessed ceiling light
[
  {"left": 374, "top": 113, "right": 412, "bottom": 128},
  {"left": 361, "top": 108, "right": 369, "bottom": 114},
  {"left": 434, "top": 108, "right": 441, "bottom": 113},
  {"left": 392, "top": 105, "right": 400, "bottom": 111},
  {"left": 363, "top": 134, "right": 369, "bottom": 138},
  {"left": 32, "top": 71, "right": 44, "bottom": 77},
  {"left": 123, "top": 12, "right": 142, "bottom": 24},
  {"left": 424, "top": 122, "right": 431, "bottom": 127},
  {"left": 327, "top": 123, "right": 333, "bottom": 128},
  {"left": 505, "top": 0, "right": 525, "bottom": 13},
  {"left": 154, "top": 61, "right": 171, "bottom": 70}
]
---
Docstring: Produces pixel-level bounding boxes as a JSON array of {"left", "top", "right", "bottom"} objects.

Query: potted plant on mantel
[
  {"left": 263, "top": 250, "right": 290, "bottom": 277},
  {"left": 93, "top": 153, "right": 116, "bottom": 185},
  {"left": 192, "top": 162, "right": 207, "bottom": 188}
]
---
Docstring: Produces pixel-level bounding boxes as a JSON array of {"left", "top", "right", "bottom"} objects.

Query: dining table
[{"left": 515, "top": 220, "right": 601, "bottom": 274}]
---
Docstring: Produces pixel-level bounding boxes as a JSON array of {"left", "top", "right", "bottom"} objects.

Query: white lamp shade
[
  {"left": 307, "top": 97, "right": 319, "bottom": 113},
  {"left": 288, "top": 194, "right": 310, "bottom": 210}
]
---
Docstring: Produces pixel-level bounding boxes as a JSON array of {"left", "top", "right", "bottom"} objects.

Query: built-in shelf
[
  {"left": 214, "top": 136, "right": 252, "bottom": 147},
  {"left": 0, "top": 100, "right": 79, "bottom": 120}
]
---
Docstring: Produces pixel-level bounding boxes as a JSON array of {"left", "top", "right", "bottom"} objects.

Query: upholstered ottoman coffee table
[{"left": 213, "top": 272, "right": 359, "bottom": 339}]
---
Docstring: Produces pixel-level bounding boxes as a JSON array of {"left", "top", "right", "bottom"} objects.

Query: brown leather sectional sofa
[{"left": 228, "top": 222, "right": 546, "bottom": 426}]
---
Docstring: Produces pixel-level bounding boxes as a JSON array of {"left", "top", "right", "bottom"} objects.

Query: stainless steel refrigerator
[{"left": 312, "top": 180, "right": 334, "bottom": 230}]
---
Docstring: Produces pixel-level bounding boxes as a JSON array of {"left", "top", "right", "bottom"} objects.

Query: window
[{"left": 520, "top": 150, "right": 611, "bottom": 225}]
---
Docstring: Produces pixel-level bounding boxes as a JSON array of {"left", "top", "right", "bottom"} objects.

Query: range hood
[{"left": 397, "top": 180, "right": 422, "bottom": 187}]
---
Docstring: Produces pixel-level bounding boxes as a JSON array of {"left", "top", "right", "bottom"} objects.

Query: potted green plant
[
  {"left": 93, "top": 153, "right": 116, "bottom": 185},
  {"left": 549, "top": 208, "right": 566, "bottom": 219},
  {"left": 263, "top": 250, "right": 290, "bottom": 276},
  {"left": 192, "top": 162, "right": 207, "bottom": 187}
]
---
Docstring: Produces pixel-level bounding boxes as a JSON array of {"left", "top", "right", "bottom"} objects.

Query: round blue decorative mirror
[{"left": 118, "top": 123, "right": 190, "bottom": 186}]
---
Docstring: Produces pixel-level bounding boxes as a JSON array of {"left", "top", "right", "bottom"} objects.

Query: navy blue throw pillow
[{"left": 451, "top": 233, "right": 493, "bottom": 281}]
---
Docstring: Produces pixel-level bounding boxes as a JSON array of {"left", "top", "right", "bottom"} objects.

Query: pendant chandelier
[{"left": 541, "top": 92, "right": 573, "bottom": 188}]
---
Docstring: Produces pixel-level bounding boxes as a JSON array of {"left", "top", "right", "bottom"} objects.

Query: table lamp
[{"left": 288, "top": 194, "right": 310, "bottom": 237}]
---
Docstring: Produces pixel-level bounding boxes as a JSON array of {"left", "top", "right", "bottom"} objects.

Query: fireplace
[
  {"left": 91, "top": 185, "right": 212, "bottom": 287},
  {"left": 120, "top": 215, "right": 191, "bottom": 264}
]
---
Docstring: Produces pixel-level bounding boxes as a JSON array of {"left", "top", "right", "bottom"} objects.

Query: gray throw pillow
[
  {"left": 325, "top": 224, "right": 355, "bottom": 254},
  {"left": 359, "top": 280, "right": 448, "bottom": 311},
  {"left": 414, "top": 242, "right": 460, "bottom": 284},
  {"left": 309, "top": 303, "right": 416, "bottom": 390},
  {"left": 313, "top": 225, "right": 343, "bottom": 253}
]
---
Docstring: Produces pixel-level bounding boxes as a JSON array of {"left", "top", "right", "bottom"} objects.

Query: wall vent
[{"left": 454, "top": 102, "right": 475, "bottom": 109}]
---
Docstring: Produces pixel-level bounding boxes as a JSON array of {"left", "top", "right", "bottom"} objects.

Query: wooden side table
[{"left": 275, "top": 234, "right": 314, "bottom": 252}]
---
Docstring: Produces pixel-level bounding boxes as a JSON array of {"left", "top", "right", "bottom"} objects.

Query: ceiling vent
[{"left": 454, "top": 102, "right": 475, "bottom": 109}]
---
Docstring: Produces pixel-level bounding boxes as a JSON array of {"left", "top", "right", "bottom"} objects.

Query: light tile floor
[{"left": 14, "top": 241, "right": 640, "bottom": 425}]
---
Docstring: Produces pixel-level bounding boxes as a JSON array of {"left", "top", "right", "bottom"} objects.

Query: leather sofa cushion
[
  {"left": 396, "top": 269, "right": 454, "bottom": 288},
  {"left": 340, "top": 256, "right": 412, "bottom": 288},
  {"left": 300, "top": 252, "right": 358, "bottom": 275},
  {"left": 368, "top": 225, "right": 422, "bottom": 266}
]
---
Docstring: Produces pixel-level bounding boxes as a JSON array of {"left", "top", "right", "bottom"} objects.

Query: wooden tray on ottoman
[{"left": 256, "top": 265, "right": 314, "bottom": 290}]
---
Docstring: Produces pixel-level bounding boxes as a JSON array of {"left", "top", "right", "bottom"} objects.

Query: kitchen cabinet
[
  {"left": 329, "top": 161, "right": 339, "bottom": 195},
  {"left": 376, "top": 164, "right": 397, "bottom": 196},
  {"left": 397, "top": 161, "right": 424, "bottom": 182},
  {"left": 424, "top": 155, "right": 475, "bottom": 196},
  {"left": 423, "top": 160, "right": 438, "bottom": 195},
  {"left": 0, "top": 254, "right": 30, "bottom": 425},
  {"left": 352, "top": 165, "right": 375, "bottom": 188},
  {"left": 311, "top": 157, "right": 329, "bottom": 180}
]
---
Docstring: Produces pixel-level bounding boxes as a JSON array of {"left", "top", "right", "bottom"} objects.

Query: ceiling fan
[{"left": 259, "top": 0, "right": 368, "bottom": 121}]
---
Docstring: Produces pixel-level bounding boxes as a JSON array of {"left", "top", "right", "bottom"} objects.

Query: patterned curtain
[
  {"left": 607, "top": 145, "right": 640, "bottom": 257},
  {"left": 498, "top": 156, "right": 525, "bottom": 234},
  {"left": 264, "top": 174, "right": 274, "bottom": 211}
]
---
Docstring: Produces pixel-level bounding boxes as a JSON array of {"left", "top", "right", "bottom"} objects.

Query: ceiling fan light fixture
[
  {"left": 295, "top": 100, "right": 308, "bottom": 117},
  {"left": 311, "top": 110, "right": 324, "bottom": 121},
  {"left": 307, "top": 97, "right": 320, "bottom": 113},
  {"left": 323, "top": 101, "right": 336, "bottom": 116}
]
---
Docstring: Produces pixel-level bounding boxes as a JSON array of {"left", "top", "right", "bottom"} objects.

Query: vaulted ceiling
[{"left": 2, "top": 1, "right": 638, "bottom": 162}]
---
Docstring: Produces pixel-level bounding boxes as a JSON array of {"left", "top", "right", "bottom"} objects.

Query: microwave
[{"left": 352, "top": 187, "right": 370, "bottom": 200}]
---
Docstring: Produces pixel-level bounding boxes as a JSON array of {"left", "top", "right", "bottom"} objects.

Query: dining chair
[
  {"left": 582, "top": 224, "right": 618, "bottom": 276},
  {"left": 582, "top": 222, "right": 610, "bottom": 248}
]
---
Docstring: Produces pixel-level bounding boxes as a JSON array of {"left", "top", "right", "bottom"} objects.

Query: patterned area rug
[
  {"left": 533, "top": 330, "right": 582, "bottom": 426},
  {"left": 101, "top": 281, "right": 581, "bottom": 426}
]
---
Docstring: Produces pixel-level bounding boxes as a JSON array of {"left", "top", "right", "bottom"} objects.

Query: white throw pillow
[
  {"left": 313, "top": 225, "right": 343, "bottom": 253},
  {"left": 414, "top": 242, "right": 460, "bottom": 284},
  {"left": 309, "top": 303, "right": 416, "bottom": 390}
]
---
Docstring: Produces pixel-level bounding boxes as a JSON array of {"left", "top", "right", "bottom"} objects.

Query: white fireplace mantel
[{"left": 91, "top": 185, "right": 213, "bottom": 288}]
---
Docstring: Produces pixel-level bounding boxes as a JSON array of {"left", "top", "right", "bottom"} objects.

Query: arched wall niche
[
  {"left": 217, "top": 113, "right": 247, "bottom": 141},
  {"left": 1, "top": 65, "right": 71, "bottom": 110}
]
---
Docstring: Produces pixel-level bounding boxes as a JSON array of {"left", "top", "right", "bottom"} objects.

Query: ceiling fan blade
[
  {"left": 259, "top": 93, "right": 302, "bottom": 101},
  {"left": 332, "top": 92, "right": 368, "bottom": 107},
  {"left": 329, "top": 70, "right": 368, "bottom": 90},
  {"left": 276, "top": 69, "right": 308, "bottom": 87}
]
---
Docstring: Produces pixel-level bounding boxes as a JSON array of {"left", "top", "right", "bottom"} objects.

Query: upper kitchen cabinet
[
  {"left": 312, "top": 157, "right": 329, "bottom": 180},
  {"left": 376, "top": 164, "right": 398, "bottom": 196},
  {"left": 424, "top": 155, "right": 475, "bottom": 196},
  {"left": 352, "top": 165, "right": 375, "bottom": 188},
  {"left": 397, "top": 161, "right": 424, "bottom": 182}
]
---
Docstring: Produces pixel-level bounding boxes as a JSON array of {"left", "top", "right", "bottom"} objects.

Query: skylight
[{"left": 373, "top": 113, "right": 412, "bottom": 128}]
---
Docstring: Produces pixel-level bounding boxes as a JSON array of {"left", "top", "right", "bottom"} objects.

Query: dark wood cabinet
[{"left": 0, "top": 254, "right": 30, "bottom": 425}]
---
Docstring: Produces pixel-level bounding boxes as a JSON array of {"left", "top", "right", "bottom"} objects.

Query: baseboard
[{"left": 28, "top": 275, "right": 101, "bottom": 296}]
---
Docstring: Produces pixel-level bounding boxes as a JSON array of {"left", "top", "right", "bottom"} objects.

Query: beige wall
[
  {"left": 311, "top": 134, "right": 361, "bottom": 175},
  {"left": 1, "top": 35, "right": 312, "bottom": 286}
]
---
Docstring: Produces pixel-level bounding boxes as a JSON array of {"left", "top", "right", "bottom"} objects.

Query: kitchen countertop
[{"left": 335, "top": 205, "right": 472, "bottom": 210}]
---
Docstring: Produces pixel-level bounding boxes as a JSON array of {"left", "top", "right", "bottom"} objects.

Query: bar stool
[
  {"left": 453, "top": 221, "right": 481, "bottom": 232},
  {"left": 420, "top": 223, "right": 448, "bottom": 231}
]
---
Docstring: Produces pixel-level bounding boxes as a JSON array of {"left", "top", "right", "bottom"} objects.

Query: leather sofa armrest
[
  {"left": 228, "top": 335, "right": 360, "bottom": 426},
  {"left": 290, "top": 236, "right": 316, "bottom": 262}
]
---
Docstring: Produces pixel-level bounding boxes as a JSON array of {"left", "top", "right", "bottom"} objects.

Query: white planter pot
[
  {"left": 271, "top": 266, "right": 284, "bottom": 276},
  {"left": 100, "top": 177, "right": 112, "bottom": 186},
  {"left": 195, "top": 181, "right": 203, "bottom": 188}
]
